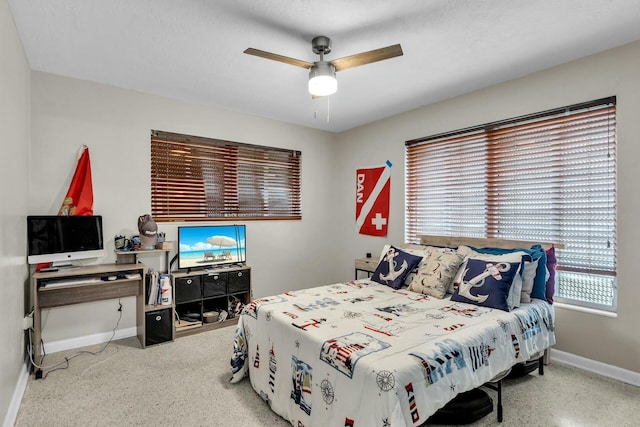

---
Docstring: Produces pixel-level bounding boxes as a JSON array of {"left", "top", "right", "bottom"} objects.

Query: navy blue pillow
[
  {"left": 372, "top": 246, "right": 423, "bottom": 289},
  {"left": 471, "top": 244, "right": 547, "bottom": 301},
  {"left": 451, "top": 258, "right": 520, "bottom": 311}
]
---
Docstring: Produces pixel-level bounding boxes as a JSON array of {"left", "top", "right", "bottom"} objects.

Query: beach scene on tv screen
[{"left": 179, "top": 225, "right": 245, "bottom": 269}]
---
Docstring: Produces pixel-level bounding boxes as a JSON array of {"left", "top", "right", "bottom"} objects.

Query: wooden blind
[
  {"left": 406, "top": 97, "right": 617, "bottom": 308},
  {"left": 151, "top": 131, "right": 301, "bottom": 221}
]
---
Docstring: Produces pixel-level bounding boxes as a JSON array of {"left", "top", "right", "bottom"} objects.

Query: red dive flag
[
  {"left": 355, "top": 161, "right": 392, "bottom": 236},
  {"left": 58, "top": 145, "right": 94, "bottom": 216}
]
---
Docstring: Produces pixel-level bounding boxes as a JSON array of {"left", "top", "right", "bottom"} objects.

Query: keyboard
[{"left": 42, "top": 276, "right": 102, "bottom": 288}]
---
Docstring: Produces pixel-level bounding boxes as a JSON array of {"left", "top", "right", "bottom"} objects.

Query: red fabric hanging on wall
[{"left": 58, "top": 145, "right": 94, "bottom": 216}]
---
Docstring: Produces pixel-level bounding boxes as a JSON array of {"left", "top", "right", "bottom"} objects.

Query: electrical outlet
[{"left": 23, "top": 314, "right": 33, "bottom": 330}]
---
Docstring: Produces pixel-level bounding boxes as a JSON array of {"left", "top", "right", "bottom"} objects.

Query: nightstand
[{"left": 355, "top": 257, "right": 378, "bottom": 279}]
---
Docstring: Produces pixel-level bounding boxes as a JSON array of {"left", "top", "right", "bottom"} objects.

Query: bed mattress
[{"left": 230, "top": 279, "right": 555, "bottom": 426}]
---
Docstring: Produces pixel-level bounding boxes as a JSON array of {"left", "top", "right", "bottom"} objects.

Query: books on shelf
[{"left": 147, "top": 269, "right": 160, "bottom": 305}]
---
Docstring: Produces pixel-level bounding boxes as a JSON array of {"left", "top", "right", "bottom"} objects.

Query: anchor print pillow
[
  {"left": 451, "top": 258, "right": 520, "bottom": 311},
  {"left": 372, "top": 246, "right": 424, "bottom": 289}
]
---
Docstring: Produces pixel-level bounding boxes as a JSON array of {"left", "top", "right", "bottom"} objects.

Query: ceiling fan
[{"left": 244, "top": 36, "right": 403, "bottom": 97}]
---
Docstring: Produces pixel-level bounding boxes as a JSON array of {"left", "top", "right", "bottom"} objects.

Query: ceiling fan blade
[
  {"left": 330, "top": 44, "right": 403, "bottom": 72},
  {"left": 243, "top": 48, "right": 313, "bottom": 69}
]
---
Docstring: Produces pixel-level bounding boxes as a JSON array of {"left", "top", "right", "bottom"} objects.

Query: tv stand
[{"left": 172, "top": 265, "right": 251, "bottom": 338}]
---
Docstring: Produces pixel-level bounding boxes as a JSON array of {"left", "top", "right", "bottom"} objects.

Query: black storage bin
[
  {"left": 427, "top": 388, "right": 493, "bottom": 425},
  {"left": 203, "top": 272, "right": 227, "bottom": 298},
  {"left": 145, "top": 308, "right": 173, "bottom": 347},
  {"left": 175, "top": 276, "right": 202, "bottom": 303},
  {"left": 228, "top": 269, "right": 250, "bottom": 294},
  {"left": 508, "top": 358, "right": 540, "bottom": 377}
]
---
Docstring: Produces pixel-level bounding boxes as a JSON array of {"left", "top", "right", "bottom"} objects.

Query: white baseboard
[
  {"left": 43, "top": 326, "right": 137, "bottom": 354},
  {"left": 3, "top": 359, "right": 29, "bottom": 427},
  {"left": 3, "top": 327, "right": 138, "bottom": 427},
  {"left": 551, "top": 349, "right": 640, "bottom": 387}
]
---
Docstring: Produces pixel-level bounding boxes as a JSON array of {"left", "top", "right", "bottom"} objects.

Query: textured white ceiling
[{"left": 8, "top": 0, "right": 640, "bottom": 132}]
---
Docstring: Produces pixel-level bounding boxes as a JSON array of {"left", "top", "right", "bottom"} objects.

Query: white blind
[{"left": 406, "top": 98, "right": 616, "bottom": 308}]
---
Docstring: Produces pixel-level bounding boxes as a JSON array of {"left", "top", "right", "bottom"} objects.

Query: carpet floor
[{"left": 15, "top": 325, "right": 640, "bottom": 426}]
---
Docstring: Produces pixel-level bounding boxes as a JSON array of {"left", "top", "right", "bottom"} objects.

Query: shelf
[
  {"left": 115, "top": 245, "right": 172, "bottom": 271},
  {"left": 115, "top": 248, "right": 171, "bottom": 256},
  {"left": 39, "top": 279, "right": 141, "bottom": 309},
  {"left": 174, "top": 317, "right": 239, "bottom": 338},
  {"left": 33, "top": 263, "right": 143, "bottom": 279},
  {"left": 172, "top": 266, "right": 250, "bottom": 339},
  {"left": 174, "top": 319, "right": 202, "bottom": 333},
  {"left": 144, "top": 303, "right": 172, "bottom": 313},
  {"left": 202, "top": 295, "right": 226, "bottom": 301},
  {"left": 175, "top": 298, "right": 201, "bottom": 305}
]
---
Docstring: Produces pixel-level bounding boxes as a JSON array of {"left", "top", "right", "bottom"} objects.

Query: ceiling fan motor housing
[{"left": 312, "top": 36, "right": 332, "bottom": 55}]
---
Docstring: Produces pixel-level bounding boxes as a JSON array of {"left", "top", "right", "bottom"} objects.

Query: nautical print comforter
[{"left": 230, "top": 279, "right": 555, "bottom": 426}]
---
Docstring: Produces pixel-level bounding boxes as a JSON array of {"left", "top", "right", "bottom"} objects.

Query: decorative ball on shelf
[{"left": 138, "top": 214, "right": 158, "bottom": 250}]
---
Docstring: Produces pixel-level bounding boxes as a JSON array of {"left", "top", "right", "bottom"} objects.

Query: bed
[{"left": 230, "top": 236, "right": 559, "bottom": 426}]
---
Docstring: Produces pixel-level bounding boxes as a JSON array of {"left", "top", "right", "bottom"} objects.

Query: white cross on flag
[{"left": 356, "top": 161, "right": 392, "bottom": 236}]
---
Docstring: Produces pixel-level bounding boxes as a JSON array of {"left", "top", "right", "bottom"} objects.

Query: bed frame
[
  {"left": 417, "top": 234, "right": 564, "bottom": 250},
  {"left": 232, "top": 235, "right": 560, "bottom": 425},
  {"left": 416, "top": 234, "right": 562, "bottom": 422}
]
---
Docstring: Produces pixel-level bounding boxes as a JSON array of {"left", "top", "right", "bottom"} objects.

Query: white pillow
[
  {"left": 409, "top": 249, "right": 465, "bottom": 298},
  {"left": 520, "top": 259, "right": 539, "bottom": 303}
]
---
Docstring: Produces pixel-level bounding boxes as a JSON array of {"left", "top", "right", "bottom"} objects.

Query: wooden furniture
[
  {"left": 354, "top": 257, "right": 378, "bottom": 279},
  {"left": 115, "top": 246, "right": 172, "bottom": 269},
  {"left": 31, "top": 263, "right": 146, "bottom": 378},
  {"left": 416, "top": 234, "right": 564, "bottom": 250},
  {"left": 172, "top": 265, "right": 251, "bottom": 338},
  {"left": 115, "top": 245, "right": 176, "bottom": 347}
]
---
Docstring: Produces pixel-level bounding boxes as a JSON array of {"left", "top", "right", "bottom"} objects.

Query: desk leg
[
  {"left": 355, "top": 269, "right": 374, "bottom": 280},
  {"left": 32, "top": 300, "right": 43, "bottom": 379}
]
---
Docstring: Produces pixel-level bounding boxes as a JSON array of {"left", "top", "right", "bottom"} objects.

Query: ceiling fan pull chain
[{"left": 327, "top": 95, "right": 330, "bottom": 124}]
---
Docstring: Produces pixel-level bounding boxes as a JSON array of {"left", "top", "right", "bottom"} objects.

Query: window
[
  {"left": 151, "top": 130, "right": 301, "bottom": 221},
  {"left": 406, "top": 97, "right": 617, "bottom": 311}
]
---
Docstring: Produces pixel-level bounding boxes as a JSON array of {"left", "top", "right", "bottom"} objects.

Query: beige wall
[
  {"left": 0, "top": 0, "right": 30, "bottom": 423},
  {"left": 334, "top": 41, "right": 640, "bottom": 374},
  {"left": 4, "top": 7, "right": 639, "bottom": 423},
  {"left": 29, "top": 42, "right": 640, "bottom": 372},
  {"left": 29, "top": 72, "right": 341, "bottom": 342}
]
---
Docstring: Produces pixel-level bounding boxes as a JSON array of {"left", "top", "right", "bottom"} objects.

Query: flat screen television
[
  {"left": 178, "top": 224, "right": 246, "bottom": 270},
  {"left": 27, "top": 215, "right": 105, "bottom": 266}
]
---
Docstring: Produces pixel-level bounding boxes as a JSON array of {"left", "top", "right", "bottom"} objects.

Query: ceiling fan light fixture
[{"left": 308, "top": 61, "right": 337, "bottom": 96}]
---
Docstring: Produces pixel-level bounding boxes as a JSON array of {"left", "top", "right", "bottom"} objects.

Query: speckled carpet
[{"left": 15, "top": 325, "right": 640, "bottom": 426}]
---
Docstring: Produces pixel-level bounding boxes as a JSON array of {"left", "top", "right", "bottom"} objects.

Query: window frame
[
  {"left": 150, "top": 130, "right": 302, "bottom": 222},
  {"left": 405, "top": 97, "right": 617, "bottom": 311}
]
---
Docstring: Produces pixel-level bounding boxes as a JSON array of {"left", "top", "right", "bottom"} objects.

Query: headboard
[{"left": 417, "top": 234, "right": 564, "bottom": 250}]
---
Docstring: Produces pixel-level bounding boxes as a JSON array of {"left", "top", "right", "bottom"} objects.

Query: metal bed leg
[
  {"left": 496, "top": 379, "right": 503, "bottom": 422},
  {"left": 538, "top": 355, "right": 544, "bottom": 375},
  {"left": 483, "top": 378, "right": 503, "bottom": 423}
]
